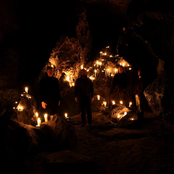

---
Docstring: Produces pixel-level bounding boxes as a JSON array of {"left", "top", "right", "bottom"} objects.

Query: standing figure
[
  {"left": 108, "top": 65, "right": 128, "bottom": 108},
  {"left": 117, "top": 26, "right": 129, "bottom": 58},
  {"left": 134, "top": 69, "right": 144, "bottom": 122},
  {"left": 75, "top": 69, "right": 94, "bottom": 127},
  {"left": 39, "top": 66, "right": 61, "bottom": 118}
]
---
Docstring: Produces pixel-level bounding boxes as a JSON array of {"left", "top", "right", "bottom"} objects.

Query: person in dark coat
[
  {"left": 108, "top": 65, "right": 129, "bottom": 108},
  {"left": 39, "top": 66, "right": 61, "bottom": 117},
  {"left": 75, "top": 69, "right": 94, "bottom": 127},
  {"left": 134, "top": 69, "right": 145, "bottom": 122},
  {"left": 117, "top": 27, "right": 129, "bottom": 58}
]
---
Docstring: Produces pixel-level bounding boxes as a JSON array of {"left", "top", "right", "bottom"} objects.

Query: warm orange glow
[
  {"left": 35, "top": 112, "right": 39, "bottom": 117},
  {"left": 129, "top": 102, "right": 132, "bottom": 107},
  {"left": 64, "top": 113, "right": 68, "bottom": 118},
  {"left": 37, "top": 118, "right": 41, "bottom": 127},
  {"left": 115, "top": 68, "right": 118, "bottom": 74},
  {"left": 89, "top": 76, "right": 95, "bottom": 81},
  {"left": 44, "top": 113, "right": 48, "bottom": 122},
  {"left": 25, "top": 87, "right": 28, "bottom": 93},
  {"left": 81, "top": 65, "right": 83, "bottom": 69},
  {"left": 97, "top": 95, "right": 100, "bottom": 100},
  {"left": 17, "top": 105, "right": 24, "bottom": 111},
  {"left": 66, "top": 75, "right": 70, "bottom": 82},
  {"left": 123, "top": 112, "right": 127, "bottom": 117},
  {"left": 109, "top": 55, "right": 113, "bottom": 57},
  {"left": 112, "top": 100, "right": 115, "bottom": 105},
  {"left": 120, "top": 100, "right": 123, "bottom": 104},
  {"left": 103, "top": 101, "right": 107, "bottom": 107},
  {"left": 117, "top": 114, "right": 121, "bottom": 118},
  {"left": 106, "top": 46, "right": 110, "bottom": 48}
]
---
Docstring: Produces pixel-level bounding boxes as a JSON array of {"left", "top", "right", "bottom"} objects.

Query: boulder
[
  {"left": 144, "top": 74, "right": 173, "bottom": 116},
  {"left": 37, "top": 114, "right": 77, "bottom": 151},
  {"left": 0, "top": 117, "right": 39, "bottom": 171}
]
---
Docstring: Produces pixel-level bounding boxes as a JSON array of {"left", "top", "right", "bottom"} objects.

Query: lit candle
[
  {"left": 25, "top": 87, "right": 28, "bottom": 93},
  {"left": 96, "top": 61, "right": 99, "bottom": 67},
  {"left": 51, "top": 65, "right": 54, "bottom": 68},
  {"left": 129, "top": 67, "right": 132, "bottom": 70},
  {"left": 107, "top": 68, "right": 110, "bottom": 76},
  {"left": 72, "top": 82, "right": 75, "bottom": 87},
  {"left": 97, "top": 95, "right": 100, "bottom": 100},
  {"left": 123, "top": 112, "right": 127, "bottom": 117},
  {"left": 106, "top": 46, "right": 110, "bottom": 48},
  {"left": 104, "top": 52, "right": 107, "bottom": 56},
  {"left": 122, "top": 63, "right": 125, "bottom": 67},
  {"left": 66, "top": 75, "right": 70, "bottom": 82},
  {"left": 129, "top": 102, "right": 132, "bottom": 107},
  {"left": 81, "top": 65, "right": 83, "bottom": 69},
  {"left": 130, "top": 118, "right": 134, "bottom": 121},
  {"left": 37, "top": 117, "right": 41, "bottom": 127},
  {"left": 120, "top": 100, "right": 123, "bottom": 105},
  {"left": 112, "top": 100, "right": 115, "bottom": 105},
  {"left": 35, "top": 112, "right": 39, "bottom": 117},
  {"left": 94, "top": 69, "right": 97, "bottom": 77},
  {"left": 18, "top": 105, "right": 24, "bottom": 111},
  {"left": 103, "top": 101, "right": 107, "bottom": 107},
  {"left": 71, "top": 75, "right": 73, "bottom": 81},
  {"left": 65, "top": 113, "right": 68, "bottom": 119},
  {"left": 15, "top": 101, "right": 18, "bottom": 104},
  {"left": 44, "top": 113, "right": 48, "bottom": 122},
  {"left": 117, "top": 114, "right": 121, "bottom": 119},
  {"left": 115, "top": 68, "right": 118, "bottom": 74},
  {"left": 21, "top": 94, "right": 24, "bottom": 97}
]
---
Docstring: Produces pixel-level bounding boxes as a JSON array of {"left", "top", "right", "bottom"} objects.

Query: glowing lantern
[
  {"left": 44, "top": 113, "right": 48, "bottom": 122},
  {"left": 25, "top": 87, "right": 28, "bottom": 93},
  {"left": 97, "top": 95, "right": 100, "bottom": 100}
]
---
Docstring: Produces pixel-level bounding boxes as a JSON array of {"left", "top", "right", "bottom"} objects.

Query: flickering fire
[{"left": 112, "top": 100, "right": 115, "bottom": 105}]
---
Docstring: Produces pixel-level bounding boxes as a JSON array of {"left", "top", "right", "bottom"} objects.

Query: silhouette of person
[
  {"left": 108, "top": 65, "right": 129, "bottom": 108},
  {"left": 39, "top": 66, "right": 61, "bottom": 118},
  {"left": 75, "top": 69, "right": 94, "bottom": 127},
  {"left": 117, "top": 27, "right": 129, "bottom": 58}
]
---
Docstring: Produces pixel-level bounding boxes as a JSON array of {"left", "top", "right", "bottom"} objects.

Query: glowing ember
[{"left": 44, "top": 113, "right": 48, "bottom": 122}]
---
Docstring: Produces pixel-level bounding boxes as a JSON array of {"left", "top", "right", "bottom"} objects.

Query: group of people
[{"left": 39, "top": 64, "right": 145, "bottom": 127}]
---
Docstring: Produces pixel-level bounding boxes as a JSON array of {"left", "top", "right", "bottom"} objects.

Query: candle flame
[
  {"left": 97, "top": 95, "right": 100, "bottom": 100},
  {"left": 35, "top": 112, "right": 39, "bottom": 117},
  {"left": 120, "top": 100, "right": 123, "bottom": 104},
  {"left": 25, "top": 87, "right": 28, "bottom": 93},
  {"left": 112, "top": 100, "right": 115, "bottom": 105}
]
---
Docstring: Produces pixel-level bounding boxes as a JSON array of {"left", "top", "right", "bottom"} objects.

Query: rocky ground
[{"left": 8, "top": 109, "right": 174, "bottom": 174}]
